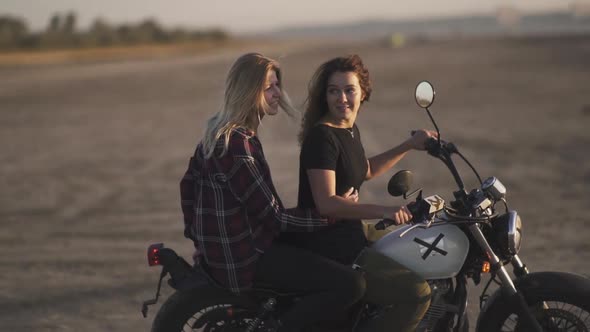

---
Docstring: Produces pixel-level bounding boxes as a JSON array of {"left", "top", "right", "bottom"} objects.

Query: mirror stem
[{"left": 425, "top": 107, "right": 441, "bottom": 145}]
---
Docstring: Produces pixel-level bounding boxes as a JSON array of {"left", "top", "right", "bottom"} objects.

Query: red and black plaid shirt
[{"left": 180, "top": 127, "right": 331, "bottom": 293}]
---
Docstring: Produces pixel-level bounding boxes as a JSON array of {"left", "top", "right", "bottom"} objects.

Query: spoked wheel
[
  {"left": 183, "top": 304, "right": 259, "bottom": 332},
  {"left": 477, "top": 272, "right": 590, "bottom": 332},
  {"left": 151, "top": 288, "right": 265, "bottom": 332},
  {"left": 501, "top": 301, "right": 589, "bottom": 332}
]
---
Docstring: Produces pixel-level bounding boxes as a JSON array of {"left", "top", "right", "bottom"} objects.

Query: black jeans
[{"left": 254, "top": 243, "right": 366, "bottom": 329}]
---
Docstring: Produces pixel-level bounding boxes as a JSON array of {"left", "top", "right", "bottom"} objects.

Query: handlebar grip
[
  {"left": 376, "top": 201, "right": 423, "bottom": 230},
  {"left": 374, "top": 219, "right": 396, "bottom": 230},
  {"left": 425, "top": 137, "right": 439, "bottom": 153},
  {"left": 425, "top": 137, "right": 459, "bottom": 156}
]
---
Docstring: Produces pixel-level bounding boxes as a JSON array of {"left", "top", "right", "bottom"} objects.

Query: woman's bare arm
[
  {"left": 365, "top": 129, "right": 437, "bottom": 180},
  {"left": 307, "top": 169, "right": 406, "bottom": 221}
]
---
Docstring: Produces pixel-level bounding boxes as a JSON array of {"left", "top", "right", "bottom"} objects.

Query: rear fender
[{"left": 158, "top": 248, "right": 210, "bottom": 291}]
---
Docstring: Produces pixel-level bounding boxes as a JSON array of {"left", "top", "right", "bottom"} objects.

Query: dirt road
[{"left": 1, "top": 35, "right": 588, "bottom": 331}]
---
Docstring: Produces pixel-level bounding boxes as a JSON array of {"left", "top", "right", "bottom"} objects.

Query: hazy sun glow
[{"left": 1, "top": 0, "right": 573, "bottom": 33}]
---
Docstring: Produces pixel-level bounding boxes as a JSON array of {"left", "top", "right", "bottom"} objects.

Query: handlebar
[
  {"left": 374, "top": 218, "right": 396, "bottom": 230},
  {"left": 376, "top": 132, "right": 484, "bottom": 231},
  {"left": 409, "top": 131, "right": 457, "bottom": 156},
  {"left": 425, "top": 137, "right": 458, "bottom": 155},
  {"left": 374, "top": 202, "right": 421, "bottom": 230}
]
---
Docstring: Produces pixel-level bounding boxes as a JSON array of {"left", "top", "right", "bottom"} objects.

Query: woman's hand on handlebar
[
  {"left": 408, "top": 129, "right": 438, "bottom": 150},
  {"left": 385, "top": 205, "right": 413, "bottom": 225}
]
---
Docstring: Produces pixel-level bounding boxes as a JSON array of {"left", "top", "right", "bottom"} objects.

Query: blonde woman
[{"left": 180, "top": 53, "right": 365, "bottom": 331}]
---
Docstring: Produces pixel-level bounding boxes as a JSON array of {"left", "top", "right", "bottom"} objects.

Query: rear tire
[{"left": 151, "top": 286, "right": 258, "bottom": 332}]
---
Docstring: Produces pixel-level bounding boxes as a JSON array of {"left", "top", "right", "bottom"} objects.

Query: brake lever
[{"left": 399, "top": 219, "right": 432, "bottom": 238}]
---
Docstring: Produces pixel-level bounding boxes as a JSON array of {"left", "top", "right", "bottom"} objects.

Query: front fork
[
  {"left": 511, "top": 255, "right": 529, "bottom": 278},
  {"left": 468, "top": 225, "right": 544, "bottom": 332},
  {"left": 512, "top": 255, "right": 552, "bottom": 315}
]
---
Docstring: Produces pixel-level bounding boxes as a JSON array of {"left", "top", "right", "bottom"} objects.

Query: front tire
[
  {"left": 151, "top": 286, "right": 258, "bottom": 332},
  {"left": 477, "top": 272, "right": 590, "bottom": 332}
]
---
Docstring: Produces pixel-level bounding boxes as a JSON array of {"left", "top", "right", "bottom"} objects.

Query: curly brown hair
[{"left": 299, "top": 54, "right": 372, "bottom": 144}]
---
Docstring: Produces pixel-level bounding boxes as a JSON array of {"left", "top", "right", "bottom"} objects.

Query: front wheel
[
  {"left": 477, "top": 272, "right": 590, "bottom": 332},
  {"left": 151, "top": 286, "right": 259, "bottom": 332}
]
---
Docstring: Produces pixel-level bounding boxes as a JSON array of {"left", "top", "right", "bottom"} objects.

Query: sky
[{"left": 1, "top": 0, "right": 575, "bottom": 34}]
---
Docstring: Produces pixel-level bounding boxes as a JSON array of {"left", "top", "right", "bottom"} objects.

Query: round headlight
[
  {"left": 492, "top": 211, "right": 523, "bottom": 258},
  {"left": 510, "top": 213, "right": 523, "bottom": 255}
]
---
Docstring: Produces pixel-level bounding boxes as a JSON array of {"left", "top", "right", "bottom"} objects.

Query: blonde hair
[{"left": 202, "top": 53, "right": 297, "bottom": 158}]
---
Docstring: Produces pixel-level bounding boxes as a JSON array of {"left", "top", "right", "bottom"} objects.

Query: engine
[{"left": 416, "top": 279, "right": 453, "bottom": 331}]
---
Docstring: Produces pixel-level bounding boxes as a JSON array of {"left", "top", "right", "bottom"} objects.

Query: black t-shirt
[{"left": 280, "top": 124, "right": 368, "bottom": 265}]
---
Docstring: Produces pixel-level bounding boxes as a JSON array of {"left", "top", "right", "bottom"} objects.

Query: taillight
[{"left": 147, "top": 243, "right": 164, "bottom": 266}]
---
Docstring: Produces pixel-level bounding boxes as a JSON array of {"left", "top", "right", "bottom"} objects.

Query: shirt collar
[{"left": 234, "top": 126, "right": 256, "bottom": 138}]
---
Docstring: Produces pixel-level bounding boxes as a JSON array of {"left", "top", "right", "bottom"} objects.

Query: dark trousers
[{"left": 254, "top": 243, "right": 366, "bottom": 329}]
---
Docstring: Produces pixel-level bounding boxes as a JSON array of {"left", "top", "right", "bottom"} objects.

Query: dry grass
[{"left": 0, "top": 39, "right": 264, "bottom": 66}]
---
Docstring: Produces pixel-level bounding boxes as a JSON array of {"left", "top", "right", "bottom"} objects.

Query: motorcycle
[{"left": 141, "top": 81, "right": 590, "bottom": 331}]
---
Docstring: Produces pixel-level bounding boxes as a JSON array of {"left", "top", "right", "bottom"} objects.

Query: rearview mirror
[
  {"left": 388, "top": 170, "right": 413, "bottom": 197},
  {"left": 415, "top": 81, "right": 435, "bottom": 109}
]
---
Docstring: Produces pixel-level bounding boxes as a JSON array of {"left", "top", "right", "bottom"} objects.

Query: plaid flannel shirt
[{"left": 180, "top": 127, "right": 331, "bottom": 293}]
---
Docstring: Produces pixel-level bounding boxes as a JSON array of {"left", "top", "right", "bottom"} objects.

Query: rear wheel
[{"left": 151, "top": 287, "right": 260, "bottom": 332}]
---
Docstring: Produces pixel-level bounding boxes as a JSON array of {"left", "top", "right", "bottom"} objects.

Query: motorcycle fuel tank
[{"left": 371, "top": 223, "right": 470, "bottom": 279}]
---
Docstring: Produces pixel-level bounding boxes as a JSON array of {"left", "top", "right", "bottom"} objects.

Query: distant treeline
[{"left": 0, "top": 12, "right": 229, "bottom": 51}]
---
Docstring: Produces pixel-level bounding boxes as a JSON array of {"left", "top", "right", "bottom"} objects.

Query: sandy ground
[{"left": 0, "top": 35, "right": 589, "bottom": 331}]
